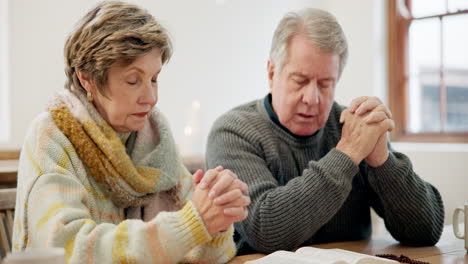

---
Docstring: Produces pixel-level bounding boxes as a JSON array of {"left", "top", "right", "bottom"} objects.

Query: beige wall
[{"left": 1, "top": 0, "right": 467, "bottom": 223}]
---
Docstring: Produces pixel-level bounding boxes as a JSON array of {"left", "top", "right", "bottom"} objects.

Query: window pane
[
  {"left": 409, "top": 18, "right": 441, "bottom": 75},
  {"left": 407, "top": 74, "right": 442, "bottom": 133},
  {"left": 407, "top": 18, "right": 441, "bottom": 133},
  {"left": 443, "top": 14, "right": 468, "bottom": 131},
  {"left": 443, "top": 15, "right": 468, "bottom": 70},
  {"left": 412, "top": 0, "right": 446, "bottom": 18},
  {"left": 448, "top": 0, "right": 468, "bottom": 12}
]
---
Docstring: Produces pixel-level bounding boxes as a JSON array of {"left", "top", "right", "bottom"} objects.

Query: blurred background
[{"left": 0, "top": 0, "right": 467, "bottom": 224}]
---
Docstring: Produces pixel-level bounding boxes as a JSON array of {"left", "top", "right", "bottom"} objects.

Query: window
[
  {"left": 388, "top": 0, "right": 468, "bottom": 142},
  {"left": 0, "top": 0, "right": 9, "bottom": 142}
]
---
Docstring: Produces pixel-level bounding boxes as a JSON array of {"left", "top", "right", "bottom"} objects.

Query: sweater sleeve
[
  {"left": 178, "top": 168, "right": 237, "bottom": 263},
  {"left": 206, "top": 117, "right": 359, "bottom": 253},
  {"left": 14, "top": 113, "right": 236, "bottom": 264},
  {"left": 26, "top": 174, "right": 212, "bottom": 263},
  {"left": 367, "top": 149, "right": 444, "bottom": 246},
  {"left": 27, "top": 173, "right": 235, "bottom": 264}
]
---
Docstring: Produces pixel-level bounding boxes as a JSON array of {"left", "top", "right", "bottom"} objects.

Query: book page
[
  {"left": 295, "top": 247, "right": 398, "bottom": 264},
  {"left": 245, "top": 250, "right": 348, "bottom": 264}
]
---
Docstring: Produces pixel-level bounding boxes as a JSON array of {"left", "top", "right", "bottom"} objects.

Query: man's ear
[
  {"left": 75, "top": 71, "right": 95, "bottom": 93},
  {"left": 267, "top": 60, "right": 275, "bottom": 91}
]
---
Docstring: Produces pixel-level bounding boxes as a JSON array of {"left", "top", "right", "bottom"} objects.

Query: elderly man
[{"left": 204, "top": 8, "right": 444, "bottom": 254}]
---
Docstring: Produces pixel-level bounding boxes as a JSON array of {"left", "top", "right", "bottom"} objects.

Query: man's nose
[{"left": 302, "top": 81, "right": 319, "bottom": 105}]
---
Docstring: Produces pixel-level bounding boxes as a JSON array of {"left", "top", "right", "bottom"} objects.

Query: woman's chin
[{"left": 112, "top": 122, "right": 145, "bottom": 133}]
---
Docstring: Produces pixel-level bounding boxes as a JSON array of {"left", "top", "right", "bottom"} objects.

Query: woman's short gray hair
[
  {"left": 269, "top": 8, "right": 348, "bottom": 78},
  {"left": 64, "top": 1, "right": 173, "bottom": 95}
]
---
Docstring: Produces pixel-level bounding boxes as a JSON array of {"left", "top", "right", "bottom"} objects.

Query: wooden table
[
  {"left": 0, "top": 160, "right": 18, "bottom": 188},
  {"left": 229, "top": 225, "right": 467, "bottom": 264}
]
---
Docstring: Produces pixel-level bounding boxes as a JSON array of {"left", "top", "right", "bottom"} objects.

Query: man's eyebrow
[
  {"left": 290, "top": 72, "right": 308, "bottom": 77},
  {"left": 319, "top": 77, "right": 336, "bottom": 82}
]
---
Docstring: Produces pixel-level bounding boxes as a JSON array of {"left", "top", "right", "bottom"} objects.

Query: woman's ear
[{"left": 75, "top": 71, "right": 95, "bottom": 93}]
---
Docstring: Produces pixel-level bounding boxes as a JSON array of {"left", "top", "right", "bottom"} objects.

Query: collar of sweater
[{"left": 263, "top": 94, "right": 324, "bottom": 147}]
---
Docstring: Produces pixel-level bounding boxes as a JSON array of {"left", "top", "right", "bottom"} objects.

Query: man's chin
[{"left": 290, "top": 127, "right": 319, "bottom": 137}]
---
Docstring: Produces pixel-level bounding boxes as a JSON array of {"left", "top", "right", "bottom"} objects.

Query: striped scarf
[{"left": 48, "top": 89, "right": 183, "bottom": 209}]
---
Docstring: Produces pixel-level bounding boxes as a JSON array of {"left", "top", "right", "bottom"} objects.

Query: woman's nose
[{"left": 139, "top": 83, "right": 157, "bottom": 106}]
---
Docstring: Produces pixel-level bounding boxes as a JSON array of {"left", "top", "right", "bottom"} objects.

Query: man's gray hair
[{"left": 269, "top": 8, "right": 348, "bottom": 78}]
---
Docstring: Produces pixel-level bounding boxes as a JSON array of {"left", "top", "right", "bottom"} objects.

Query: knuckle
[{"left": 233, "top": 179, "right": 242, "bottom": 186}]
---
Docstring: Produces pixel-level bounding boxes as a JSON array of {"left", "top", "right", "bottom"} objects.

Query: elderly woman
[{"left": 12, "top": 1, "right": 249, "bottom": 263}]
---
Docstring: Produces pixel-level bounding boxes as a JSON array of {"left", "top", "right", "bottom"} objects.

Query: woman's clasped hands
[{"left": 191, "top": 166, "right": 250, "bottom": 235}]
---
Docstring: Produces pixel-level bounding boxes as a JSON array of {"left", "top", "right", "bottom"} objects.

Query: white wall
[
  {"left": 0, "top": 0, "right": 323, "bottom": 152},
  {"left": 394, "top": 143, "right": 468, "bottom": 224},
  {"left": 1, "top": 0, "right": 98, "bottom": 149},
  {"left": 0, "top": 0, "right": 9, "bottom": 143},
  {"left": 1, "top": 0, "right": 467, "bottom": 224},
  {"left": 322, "top": 0, "right": 388, "bottom": 105}
]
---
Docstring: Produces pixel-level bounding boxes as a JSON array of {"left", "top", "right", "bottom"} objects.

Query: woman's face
[{"left": 88, "top": 48, "right": 162, "bottom": 133}]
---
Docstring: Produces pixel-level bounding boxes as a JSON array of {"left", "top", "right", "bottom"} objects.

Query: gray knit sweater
[{"left": 206, "top": 95, "right": 444, "bottom": 254}]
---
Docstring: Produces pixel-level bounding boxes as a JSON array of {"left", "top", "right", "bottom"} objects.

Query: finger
[
  {"left": 214, "top": 165, "right": 223, "bottom": 172},
  {"left": 355, "top": 99, "right": 382, "bottom": 116},
  {"left": 223, "top": 207, "right": 249, "bottom": 222},
  {"left": 215, "top": 189, "right": 250, "bottom": 206},
  {"left": 234, "top": 179, "right": 249, "bottom": 195},
  {"left": 348, "top": 96, "right": 368, "bottom": 113},
  {"left": 217, "top": 178, "right": 248, "bottom": 196},
  {"left": 378, "top": 118, "right": 395, "bottom": 133},
  {"left": 388, "top": 119, "right": 395, "bottom": 132},
  {"left": 373, "top": 104, "right": 393, "bottom": 119},
  {"left": 224, "top": 207, "right": 249, "bottom": 223},
  {"left": 340, "top": 109, "right": 350, "bottom": 123},
  {"left": 209, "top": 171, "right": 236, "bottom": 198},
  {"left": 364, "top": 112, "right": 388, "bottom": 124},
  {"left": 192, "top": 169, "right": 204, "bottom": 184},
  {"left": 383, "top": 118, "right": 394, "bottom": 132},
  {"left": 199, "top": 169, "right": 218, "bottom": 190}
]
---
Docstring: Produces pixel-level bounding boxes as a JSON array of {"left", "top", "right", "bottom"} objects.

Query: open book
[{"left": 245, "top": 247, "right": 398, "bottom": 264}]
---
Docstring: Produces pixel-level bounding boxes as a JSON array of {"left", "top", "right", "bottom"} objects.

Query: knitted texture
[
  {"left": 48, "top": 90, "right": 180, "bottom": 208},
  {"left": 206, "top": 95, "right": 444, "bottom": 254},
  {"left": 13, "top": 90, "right": 236, "bottom": 263}
]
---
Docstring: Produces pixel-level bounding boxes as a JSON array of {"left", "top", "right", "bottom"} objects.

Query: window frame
[{"left": 388, "top": 0, "right": 468, "bottom": 143}]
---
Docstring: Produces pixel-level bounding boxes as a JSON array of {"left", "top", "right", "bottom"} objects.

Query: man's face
[{"left": 268, "top": 34, "right": 340, "bottom": 136}]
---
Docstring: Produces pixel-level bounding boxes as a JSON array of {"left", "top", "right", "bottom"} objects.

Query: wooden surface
[
  {"left": 0, "top": 188, "right": 16, "bottom": 257},
  {"left": 0, "top": 151, "right": 20, "bottom": 160},
  {"left": 0, "top": 160, "right": 18, "bottom": 188},
  {"left": 229, "top": 225, "right": 467, "bottom": 263},
  {"left": 0, "top": 189, "right": 16, "bottom": 209}
]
